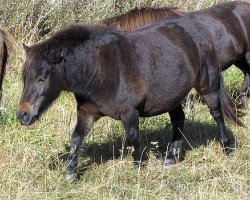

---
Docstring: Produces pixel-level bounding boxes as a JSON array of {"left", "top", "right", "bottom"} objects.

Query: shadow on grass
[{"left": 49, "top": 119, "right": 236, "bottom": 175}]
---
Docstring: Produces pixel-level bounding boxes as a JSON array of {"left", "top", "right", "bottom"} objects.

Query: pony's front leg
[
  {"left": 121, "top": 109, "right": 142, "bottom": 170},
  {"left": 65, "top": 106, "right": 95, "bottom": 181}
]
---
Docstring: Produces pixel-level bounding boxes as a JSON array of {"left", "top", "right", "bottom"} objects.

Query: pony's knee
[
  {"left": 126, "top": 128, "right": 139, "bottom": 146},
  {"left": 202, "top": 92, "right": 221, "bottom": 110},
  {"left": 210, "top": 108, "right": 222, "bottom": 118}
]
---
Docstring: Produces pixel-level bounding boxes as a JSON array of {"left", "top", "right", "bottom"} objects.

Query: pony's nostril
[{"left": 20, "top": 111, "right": 29, "bottom": 122}]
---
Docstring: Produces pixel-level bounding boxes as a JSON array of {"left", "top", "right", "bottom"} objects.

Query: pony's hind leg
[
  {"left": 201, "top": 91, "right": 231, "bottom": 152},
  {"left": 240, "top": 74, "right": 250, "bottom": 106},
  {"left": 234, "top": 57, "right": 250, "bottom": 107},
  {"left": 164, "top": 104, "right": 185, "bottom": 166}
]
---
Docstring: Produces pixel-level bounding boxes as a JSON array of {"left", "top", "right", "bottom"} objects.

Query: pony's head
[{"left": 16, "top": 43, "right": 66, "bottom": 125}]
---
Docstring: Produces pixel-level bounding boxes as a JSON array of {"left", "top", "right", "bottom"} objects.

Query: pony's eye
[{"left": 38, "top": 78, "right": 45, "bottom": 83}]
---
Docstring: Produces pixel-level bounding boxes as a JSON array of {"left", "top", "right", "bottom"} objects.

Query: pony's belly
[
  {"left": 139, "top": 96, "right": 184, "bottom": 117},
  {"left": 138, "top": 76, "right": 194, "bottom": 117}
]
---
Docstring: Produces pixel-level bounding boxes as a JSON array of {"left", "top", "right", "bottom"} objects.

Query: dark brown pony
[
  {"left": 0, "top": 29, "right": 12, "bottom": 102},
  {"left": 17, "top": 1, "right": 245, "bottom": 181},
  {"left": 100, "top": 3, "right": 250, "bottom": 106},
  {"left": 99, "top": 7, "right": 183, "bottom": 31}
]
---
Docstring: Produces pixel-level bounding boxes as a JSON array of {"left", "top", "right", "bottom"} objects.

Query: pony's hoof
[
  {"left": 65, "top": 173, "right": 78, "bottom": 182},
  {"left": 247, "top": 99, "right": 250, "bottom": 108},
  {"left": 241, "top": 97, "right": 250, "bottom": 108},
  {"left": 163, "top": 158, "right": 176, "bottom": 167},
  {"left": 133, "top": 162, "right": 141, "bottom": 171},
  {"left": 224, "top": 147, "right": 234, "bottom": 156}
]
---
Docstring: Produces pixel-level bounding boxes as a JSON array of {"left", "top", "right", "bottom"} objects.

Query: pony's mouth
[{"left": 28, "top": 114, "right": 38, "bottom": 125}]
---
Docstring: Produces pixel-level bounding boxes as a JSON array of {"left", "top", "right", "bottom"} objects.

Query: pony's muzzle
[{"left": 16, "top": 104, "right": 38, "bottom": 126}]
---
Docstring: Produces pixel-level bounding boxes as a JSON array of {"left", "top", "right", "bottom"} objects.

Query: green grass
[{"left": 0, "top": 0, "right": 249, "bottom": 199}]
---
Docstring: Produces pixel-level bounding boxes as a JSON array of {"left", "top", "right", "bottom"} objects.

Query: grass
[
  {"left": 0, "top": 88, "right": 249, "bottom": 199},
  {"left": 0, "top": 0, "right": 250, "bottom": 199}
]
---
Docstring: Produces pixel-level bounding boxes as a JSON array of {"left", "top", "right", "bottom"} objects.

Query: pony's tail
[
  {"left": 219, "top": 74, "right": 245, "bottom": 126},
  {"left": 0, "top": 29, "right": 13, "bottom": 102}
]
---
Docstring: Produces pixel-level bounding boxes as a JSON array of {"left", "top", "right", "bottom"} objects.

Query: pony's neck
[
  {"left": 61, "top": 30, "right": 121, "bottom": 102},
  {"left": 62, "top": 57, "right": 103, "bottom": 101}
]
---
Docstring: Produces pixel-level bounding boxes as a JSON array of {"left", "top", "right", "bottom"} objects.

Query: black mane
[{"left": 28, "top": 24, "right": 118, "bottom": 57}]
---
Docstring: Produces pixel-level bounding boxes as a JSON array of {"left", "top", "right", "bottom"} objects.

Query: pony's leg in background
[
  {"left": 240, "top": 74, "right": 250, "bottom": 107},
  {"left": 243, "top": 52, "right": 250, "bottom": 107},
  {"left": 234, "top": 58, "right": 250, "bottom": 107},
  {"left": 201, "top": 92, "right": 231, "bottom": 152},
  {"left": 164, "top": 104, "right": 185, "bottom": 166},
  {"left": 66, "top": 104, "right": 96, "bottom": 181},
  {"left": 121, "top": 109, "right": 141, "bottom": 169}
]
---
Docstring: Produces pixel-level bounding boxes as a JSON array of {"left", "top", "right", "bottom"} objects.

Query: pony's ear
[
  {"left": 23, "top": 43, "right": 31, "bottom": 53},
  {"left": 46, "top": 45, "right": 68, "bottom": 64}
]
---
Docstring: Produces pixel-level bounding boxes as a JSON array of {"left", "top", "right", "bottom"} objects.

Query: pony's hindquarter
[{"left": 0, "top": 29, "right": 12, "bottom": 102}]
